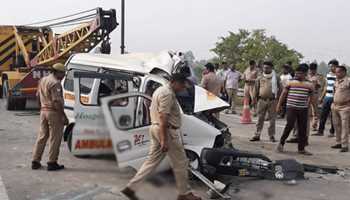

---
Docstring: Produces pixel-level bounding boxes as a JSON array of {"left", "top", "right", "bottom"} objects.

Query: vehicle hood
[{"left": 194, "top": 86, "right": 229, "bottom": 113}]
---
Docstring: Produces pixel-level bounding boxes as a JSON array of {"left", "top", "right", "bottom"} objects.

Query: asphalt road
[{"left": 0, "top": 99, "right": 349, "bottom": 200}]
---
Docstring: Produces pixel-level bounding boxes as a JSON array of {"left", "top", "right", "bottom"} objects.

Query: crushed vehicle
[
  {"left": 62, "top": 50, "right": 231, "bottom": 171},
  {"left": 62, "top": 50, "right": 312, "bottom": 183}
]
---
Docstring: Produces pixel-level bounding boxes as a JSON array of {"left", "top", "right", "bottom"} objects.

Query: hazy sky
[{"left": 1, "top": 0, "right": 349, "bottom": 64}]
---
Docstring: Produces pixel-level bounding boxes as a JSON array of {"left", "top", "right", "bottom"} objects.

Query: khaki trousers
[
  {"left": 332, "top": 107, "right": 350, "bottom": 148},
  {"left": 311, "top": 93, "right": 320, "bottom": 129},
  {"left": 255, "top": 99, "right": 276, "bottom": 137},
  {"left": 32, "top": 111, "right": 64, "bottom": 163},
  {"left": 127, "top": 125, "right": 191, "bottom": 195},
  {"left": 244, "top": 84, "right": 256, "bottom": 113},
  {"left": 226, "top": 88, "right": 237, "bottom": 112}
]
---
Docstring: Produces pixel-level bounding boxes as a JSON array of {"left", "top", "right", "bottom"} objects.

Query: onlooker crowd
[{"left": 200, "top": 59, "right": 350, "bottom": 154}]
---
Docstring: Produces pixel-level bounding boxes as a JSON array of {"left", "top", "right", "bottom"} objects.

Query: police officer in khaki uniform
[
  {"left": 308, "top": 63, "right": 326, "bottom": 131},
  {"left": 201, "top": 63, "right": 223, "bottom": 119},
  {"left": 32, "top": 63, "right": 68, "bottom": 171},
  {"left": 250, "top": 61, "right": 280, "bottom": 142},
  {"left": 331, "top": 65, "right": 350, "bottom": 152},
  {"left": 243, "top": 60, "right": 259, "bottom": 116},
  {"left": 121, "top": 74, "right": 201, "bottom": 200}
]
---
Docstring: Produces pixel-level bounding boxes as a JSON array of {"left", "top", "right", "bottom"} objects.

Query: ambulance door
[
  {"left": 101, "top": 93, "right": 152, "bottom": 169},
  {"left": 72, "top": 71, "right": 135, "bottom": 156}
]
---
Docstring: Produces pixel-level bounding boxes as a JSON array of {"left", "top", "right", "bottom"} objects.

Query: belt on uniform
[
  {"left": 258, "top": 96, "right": 275, "bottom": 101},
  {"left": 333, "top": 101, "right": 350, "bottom": 106},
  {"left": 40, "top": 106, "right": 56, "bottom": 111},
  {"left": 152, "top": 123, "right": 180, "bottom": 130}
]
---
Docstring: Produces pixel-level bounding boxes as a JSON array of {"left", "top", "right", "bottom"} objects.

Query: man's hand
[
  {"left": 252, "top": 98, "right": 257, "bottom": 106},
  {"left": 276, "top": 104, "right": 281, "bottom": 113},
  {"left": 318, "top": 98, "right": 324, "bottom": 105},
  {"left": 63, "top": 115, "right": 69, "bottom": 125},
  {"left": 160, "top": 140, "right": 168, "bottom": 152}
]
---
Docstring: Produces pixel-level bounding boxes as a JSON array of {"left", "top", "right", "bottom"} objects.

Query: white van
[{"left": 62, "top": 50, "right": 231, "bottom": 170}]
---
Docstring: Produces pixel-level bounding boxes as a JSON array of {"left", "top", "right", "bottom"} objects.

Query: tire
[
  {"left": 67, "top": 129, "right": 73, "bottom": 152},
  {"left": 67, "top": 128, "right": 90, "bottom": 158},
  {"left": 186, "top": 150, "right": 201, "bottom": 180},
  {"left": 16, "top": 98, "right": 26, "bottom": 110},
  {"left": 3, "top": 80, "right": 16, "bottom": 110}
]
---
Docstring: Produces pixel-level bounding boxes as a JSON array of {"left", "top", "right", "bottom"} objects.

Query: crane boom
[{"left": 0, "top": 8, "right": 118, "bottom": 110}]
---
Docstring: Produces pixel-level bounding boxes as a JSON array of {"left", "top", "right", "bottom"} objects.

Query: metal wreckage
[{"left": 61, "top": 51, "right": 340, "bottom": 199}]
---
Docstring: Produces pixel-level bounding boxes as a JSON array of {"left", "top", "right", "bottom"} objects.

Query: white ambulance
[{"left": 62, "top": 50, "right": 230, "bottom": 171}]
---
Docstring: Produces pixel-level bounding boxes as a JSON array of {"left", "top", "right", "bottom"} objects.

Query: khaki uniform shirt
[
  {"left": 308, "top": 73, "right": 325, "bottom": 95},
  {"left": 201, "top": 72, "right": 223, "bottom": 96},
  {"left": 150, "top": 84, "right": 181, "bottom": 128},
  {"left": 255, "top": 75, "right": 281, "bottom": 100},
  {"left": 37, "top": 73, "right": 64, "bottom": 111},
  {"left": 333, "top": 76, "right": 350, "bottom": 109},
  {"left": 243, "top": 67, "right": 258, "bottom": 85}
]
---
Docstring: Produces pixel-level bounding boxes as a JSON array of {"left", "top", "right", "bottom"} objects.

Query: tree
[{"left": 211, "top": 29, "right": 303, "bottom": 72}]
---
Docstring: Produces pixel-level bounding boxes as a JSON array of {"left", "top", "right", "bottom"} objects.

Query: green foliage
[{"left": 211, "top": 29, "right": 303, "bottom": 73}]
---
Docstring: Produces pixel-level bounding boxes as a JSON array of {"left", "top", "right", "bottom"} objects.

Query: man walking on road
[
  {"left": 331, "top": 66, "right": 350, "bottom": 153},
  {"left": 121, "top": 74, "right": 201, "bottom": 200},
  {"left": 276, "top": 64, "right": 315, "bottom": 155},
  {"left": 243, "top": 60, "right": 259, "bottom": 116},
  {"left": 250, "top": 61, "right": 280, "bottom": 142},
  {"left": 313, "top": 59, "right": 337, "bottom": 136},
  {"left": 32, "top": 63, "right": 68, "bottom": 171},
  {"left": 224, "top": 64, "right": 241, "bottom": 114}
]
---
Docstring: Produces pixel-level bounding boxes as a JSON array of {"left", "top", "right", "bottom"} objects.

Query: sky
[{"left": 1, "top": 0, "right": 350, "bottom": 64}]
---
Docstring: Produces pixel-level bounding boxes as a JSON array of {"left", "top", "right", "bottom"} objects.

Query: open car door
[{"left": 101, "top": 93, "right": 152, "bottom": 169}]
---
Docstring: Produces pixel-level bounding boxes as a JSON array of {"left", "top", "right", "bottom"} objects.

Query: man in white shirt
[
  {"left": 224, "top": 65, "right": 241, "bottom": 114},
  {"left": 216, "top": 62, "right": 229, "bottom": 82},
  {"left": 279, "top": 64, "right": 293, "bottom": 118}
]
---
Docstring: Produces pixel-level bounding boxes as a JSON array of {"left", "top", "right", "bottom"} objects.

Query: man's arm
[
  {"left": 157, "top": 92, "right": 174, "bottom": 152},
  {"left": 319, "top": 76, "right": 327, "bottom": 102},
  {"left": 158, "top": 112, "right": 168, "bottom": 152},
  {"left": 201, "top": 76, "right": 208, "bottom": 90},
  {"left": 253, "top": 78, "right": 260, "bottom": 104},
  {"left": 36, "top": 80, "right": 41, "bottom": 107},
  {"left": 309, "top": 84, "right": 316, "bottom": 106},
  {"left": 276, "top": 87, "right": 288, "bottom": 113},
  {"left": 51, "top": 83, "right": 68, "bottom": 125}
]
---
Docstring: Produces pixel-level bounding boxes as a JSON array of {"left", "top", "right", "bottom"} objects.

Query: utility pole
[{"left": 120, "top": 0, "right": 126, "bottom": 54}]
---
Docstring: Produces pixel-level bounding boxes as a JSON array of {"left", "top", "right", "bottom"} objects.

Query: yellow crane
[{"left": 0, "top": 8, "right": 118, "bottom": 110}]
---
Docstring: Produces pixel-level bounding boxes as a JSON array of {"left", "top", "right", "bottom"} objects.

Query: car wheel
[
  {"left": 186, "top": 150, "right": 201, "bottom": 180},
  {"left": 3, "top": 80, "right": 16, "bottom": 110}
]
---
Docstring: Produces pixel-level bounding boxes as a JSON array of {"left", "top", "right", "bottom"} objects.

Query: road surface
[{"left": 0, "top": 100, "right": 349, "bottom": 200}]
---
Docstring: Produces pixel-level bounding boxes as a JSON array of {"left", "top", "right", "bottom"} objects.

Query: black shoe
[
  {"left": 298, "top": 150, "right": 313, "bottom": 156},
  {"left": 270, "top": 136, "right": 277, "bottom": 143},
  {"left": 121, "top": 187, "right": 139, "bottom": 200},
  {"left": 47, "top": 162, "right": 64, "bottom": 171},
  {"left": 31, "top": 161, "right": 42, "bottom": 170},
  {"left": 331, "top": 144, "right": 342, "bottom": 149},
  {"left": 250, "top": 136, "right": 260, "bottom": 142},
  {"left": 340, "top": 147, "right": 349, "bottom": 153},
  {"left": 312, "top": 132, "right": 324, "bottom": 136},
  {"left": 286, "top": 138, "right": 298, "bottom": 143}
]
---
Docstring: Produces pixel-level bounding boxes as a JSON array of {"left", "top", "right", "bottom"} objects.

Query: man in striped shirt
[
  {"left": 276, "top": 64, "right": 315, "bottom": 155},
  {"left": 313, "top": 59, "right": 337, "bottom": 136}
]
